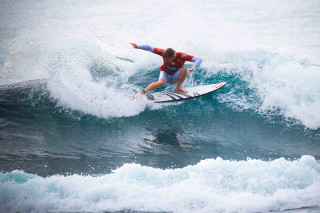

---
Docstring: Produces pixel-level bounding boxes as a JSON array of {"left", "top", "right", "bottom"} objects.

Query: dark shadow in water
[{"left": 143, "top": 128, "right": 184, "bottom": 150}]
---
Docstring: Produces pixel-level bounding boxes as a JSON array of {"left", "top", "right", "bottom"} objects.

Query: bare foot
[
  {"left": 133, "top": 91, "right": 144, "bottom": 100},
  {"left": 174, "top": 88, "right": 188, "bottom": 94}
]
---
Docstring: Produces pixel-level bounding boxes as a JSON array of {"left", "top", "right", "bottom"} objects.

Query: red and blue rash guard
[{"left": 138, "top": 45, "right": 202, "bottom": 75}]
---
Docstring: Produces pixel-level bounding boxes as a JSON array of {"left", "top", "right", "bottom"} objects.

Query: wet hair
[{"left": 163, "top": 48, "right": 175, "bottom": 59}]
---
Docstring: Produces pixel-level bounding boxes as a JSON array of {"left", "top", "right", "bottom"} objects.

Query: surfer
[{"left": 130, "top": 43, "right": 202, "bottom": 95}]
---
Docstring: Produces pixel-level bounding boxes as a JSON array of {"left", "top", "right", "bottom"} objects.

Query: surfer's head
[{"left": 163, "top": 48, "right": 176, "bottom": 63}]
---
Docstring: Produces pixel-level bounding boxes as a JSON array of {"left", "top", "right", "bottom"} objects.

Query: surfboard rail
[{"left": 149, "top": 82, "right": 227, "bottom": 103}]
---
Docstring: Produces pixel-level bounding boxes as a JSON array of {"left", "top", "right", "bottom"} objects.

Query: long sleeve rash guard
[{"left": 138, "top": 45, "right": 202, "bottom": 75}]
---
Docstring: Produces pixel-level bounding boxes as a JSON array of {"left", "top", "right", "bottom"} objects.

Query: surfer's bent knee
[
  {"left": 180, "top": 67, "right": 188, "bottom": 74},
  {"left": 158, "top": 80, "right": 166, "bottom": 86}
]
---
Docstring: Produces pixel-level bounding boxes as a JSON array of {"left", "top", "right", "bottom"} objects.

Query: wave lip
[
  {"left": 216, "top": 50, "right": 320, "bottom": 130},
  {"left": 1, "top": 155, "right": 319, "bottom": 213}
]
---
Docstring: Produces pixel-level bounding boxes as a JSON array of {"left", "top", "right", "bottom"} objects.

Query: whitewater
[
  {"left": 1, "top": 156, "right": 320, "bottom": 213},
  {"left": 0, "top": 0, "right": 320, "bottom": 212}
]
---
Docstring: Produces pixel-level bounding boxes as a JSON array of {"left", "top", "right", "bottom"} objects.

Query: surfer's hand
[
  {"left": 130, "top": 43, "right": 138, "bottom": 48},
  {"left": 189, "top": 67, "right": 195, "bottom": 72}
]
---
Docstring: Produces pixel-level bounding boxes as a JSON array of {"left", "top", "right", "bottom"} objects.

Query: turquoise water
[{"left": 1, "top": 0, "right": 320, "bottom": 212}]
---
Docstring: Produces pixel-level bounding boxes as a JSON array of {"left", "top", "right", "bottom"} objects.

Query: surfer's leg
[
  {"left": 174, "top": 67, "right": 188, "bottom": 94},
  {"left": 135, "top": 79, "right": 165, "bottom": 98},
  {"left": 144, "top": 80, "right": 166, "bottom": 92},
  {"left": 143, "top": 71, "right": 167, "bottom": 92},
  {"left": 135, "top": 72, "right": 166, "bottom": 98}
]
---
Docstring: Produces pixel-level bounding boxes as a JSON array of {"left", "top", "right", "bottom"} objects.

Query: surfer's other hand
[
  {"left": 130, "top": 43, "right": 138, "bottom": 48},
  {"left": 189, "top": 67, "right": 195, "bottom": 72}
]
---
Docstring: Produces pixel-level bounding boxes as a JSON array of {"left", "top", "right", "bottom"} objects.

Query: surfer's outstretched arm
[
  {"left": 130, "top": 43, "right": 163, "bottom": 56},
  {"left": 137, "top": 45, "right": 154, "bottom": 52}
]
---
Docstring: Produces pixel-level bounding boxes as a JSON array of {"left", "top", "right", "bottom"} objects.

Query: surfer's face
[{"left": 165, "top": 54, "right": 176, "bottom": 64}]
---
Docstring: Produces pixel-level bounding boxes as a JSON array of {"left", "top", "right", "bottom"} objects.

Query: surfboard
[{"left": 145, "top": 82, "right": 227, "bottom": 103}]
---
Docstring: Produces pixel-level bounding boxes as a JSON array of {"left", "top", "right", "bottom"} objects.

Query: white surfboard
[{"left": 145, "top": 82, "right": 227, "bottom": 103}]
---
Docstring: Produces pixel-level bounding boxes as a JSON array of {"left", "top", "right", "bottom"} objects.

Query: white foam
[
  {"left": 45, "top": 36, "right": 149, "bottom": 118},
  {"left": 216, "top": 51, "right": 320, "bottom": 129},
  {"left": 1, "top": 156, "right": 319, "bottom": 213}
]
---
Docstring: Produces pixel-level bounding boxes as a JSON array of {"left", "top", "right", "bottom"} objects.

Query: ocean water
[{"left": 0, "top": 0, "right": 320, "bottom": 212}]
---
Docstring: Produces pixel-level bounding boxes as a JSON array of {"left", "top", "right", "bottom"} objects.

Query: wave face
[{"left": 1, "top": 156, "right": 320, "bottom": 213}]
